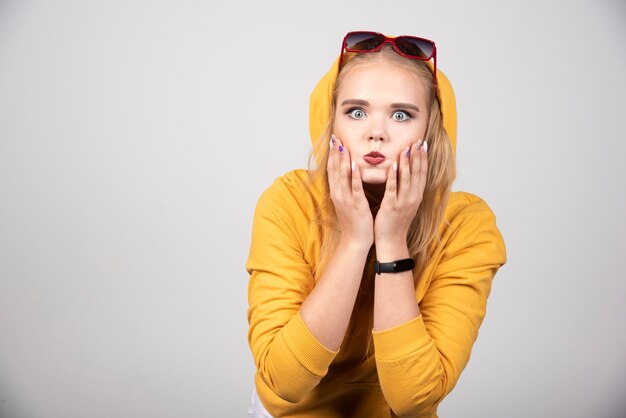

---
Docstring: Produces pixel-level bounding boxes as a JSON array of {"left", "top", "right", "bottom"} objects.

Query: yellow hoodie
[{"left": 247, "top": 56, "right": 507, "bottom": 417}]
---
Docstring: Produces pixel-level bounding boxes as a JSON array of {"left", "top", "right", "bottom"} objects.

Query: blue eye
[
  {"left": 348, "top": 108, "right": 366, "bottom": 119},
  {"left": 392, "top": 110, "right": 410, "bottom": 121}
]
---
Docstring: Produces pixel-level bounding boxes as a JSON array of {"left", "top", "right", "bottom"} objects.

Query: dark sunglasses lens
[
  {"left": 345, "top": 32, "right": 386, "bottom": 51},
  {"left": 395, "top": 37, "right": 434, "bottom": 58}
]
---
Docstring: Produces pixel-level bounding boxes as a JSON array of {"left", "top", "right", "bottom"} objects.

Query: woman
[{"left": 247, "top": 31, "right": 506, "bottom": 417}]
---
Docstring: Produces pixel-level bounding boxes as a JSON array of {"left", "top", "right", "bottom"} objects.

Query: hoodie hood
[{"left": 309, "top": 55, "right": 457, "bottom": 167}]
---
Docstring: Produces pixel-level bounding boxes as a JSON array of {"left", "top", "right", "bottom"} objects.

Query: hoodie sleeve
[
  {"left": 246, "top": 174, "right": 339, "bottom": 404},
  {"left": 372, "top": 195, "right": 507, "bottom": 417}
]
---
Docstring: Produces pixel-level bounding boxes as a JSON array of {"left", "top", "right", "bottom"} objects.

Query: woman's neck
[{"left": 363, "top": 182, "right": 385, "bottom": 212}]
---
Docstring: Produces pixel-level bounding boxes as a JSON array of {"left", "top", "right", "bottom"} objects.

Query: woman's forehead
[{"left": 337, "top": 61, "right": 427, "bottom": 105}]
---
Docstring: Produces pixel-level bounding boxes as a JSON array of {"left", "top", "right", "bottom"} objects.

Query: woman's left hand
[{"left": 374, "top": 140, "right": 428, "bottom": 247}]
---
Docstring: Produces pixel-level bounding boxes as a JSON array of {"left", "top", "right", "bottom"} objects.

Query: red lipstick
[{"left": 364, "top": 151, "right": 386, "bottom": 165}]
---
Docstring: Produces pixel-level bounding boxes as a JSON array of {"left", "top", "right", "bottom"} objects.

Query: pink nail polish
[
  {"left": 423, "top": 141, "right": 428, "bottom": 153},
  {"left": 393, "top": 161, "right": 397, "bottom": 172},
  {"left": 351, "top": 160, "right": 356, "bottom": 172}
]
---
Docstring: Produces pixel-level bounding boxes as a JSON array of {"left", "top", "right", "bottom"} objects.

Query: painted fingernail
[
  {"left": 423, "top": 141, "right": 428, "bottom": 153},
  {"left": 338, "top": 145, "right": 344, "bottom": 153},
  {"left": 351, "top": 160, "right": 356, "bottom": 172},
  {"left": 393, "top": 161, "right": 398, "bottom": 172},
  {"left": 405, "top": 146, "right": 410, "bottom": 158},
  {"left": 330, "top": 135, "right": 336, "bottom": 148}
]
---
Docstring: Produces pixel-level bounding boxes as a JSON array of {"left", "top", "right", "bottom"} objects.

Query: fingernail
[
  {"left": 423, "top": 141, "right": 428, "bottom": 153},
  {"left": 405, "top": 146, "right": 410, "bottom": 158},
  {"left": 393, "top": 161, "right": 397, "bottom": 172},
  {"left": 330, "top": 135, "right": 336, "bottom": 148},
  {"left": 338, "top": 145, "right": 344, "bottom": 153},
  {"left": 351, "top": 160, "right": 356, "bottom": 172}
]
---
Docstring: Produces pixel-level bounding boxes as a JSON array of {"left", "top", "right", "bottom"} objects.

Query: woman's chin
[{"left": 360, "top": 171, "right": 388, "bottom": 185}]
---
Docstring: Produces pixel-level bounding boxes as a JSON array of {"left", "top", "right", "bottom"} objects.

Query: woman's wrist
[
  {"left": 338, "top": 233, "right": 374, "bottom": 255},
  {"left": 374, "top": 237, "right": 410, "bottom": 261}
]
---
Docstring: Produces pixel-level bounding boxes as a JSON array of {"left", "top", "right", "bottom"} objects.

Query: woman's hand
[
  {"left": 374, "top": 140, "right": 428, "bottom": 249},
  {"left": 327, "top": 135, "right": 374, "bottom": 247}
]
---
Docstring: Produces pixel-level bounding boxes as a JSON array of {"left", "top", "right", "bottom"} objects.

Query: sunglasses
[{"left": 339, "top": 31, "right": 437, "bottom": 87}]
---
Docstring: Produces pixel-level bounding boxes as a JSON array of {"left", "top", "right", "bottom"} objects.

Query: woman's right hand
[{"left": 327, "top": 135, "right": 374, "bottom": 247}]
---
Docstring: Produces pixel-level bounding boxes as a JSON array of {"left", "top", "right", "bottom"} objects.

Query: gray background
[{"left": 1, "top": 0, "right": 624, "bottom": 417}]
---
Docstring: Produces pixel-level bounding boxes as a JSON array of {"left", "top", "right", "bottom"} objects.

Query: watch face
[
  {"left": 394, "top": 259, "right": 415, "bottom": 271},
  {"left": 375, "top": 258, "right": 415, "bottom": 274}
]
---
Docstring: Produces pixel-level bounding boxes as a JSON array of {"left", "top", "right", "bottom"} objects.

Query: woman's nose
[{"left": 367, "top": 122, "right": 387, "bottom": 142}]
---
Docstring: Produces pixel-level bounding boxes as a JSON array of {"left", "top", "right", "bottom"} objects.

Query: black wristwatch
[{"left": 374, "top": 258, "right": 415, "bottom": 275}]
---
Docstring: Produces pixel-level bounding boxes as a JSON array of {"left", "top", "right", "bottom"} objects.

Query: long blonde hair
[{"left": 307, "top": 46, "right": 455, "bottom": 358}]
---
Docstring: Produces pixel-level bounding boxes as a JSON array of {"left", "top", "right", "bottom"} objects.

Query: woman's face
[{"left": 333, "top": 59, "right": 429, "bottom": 185}]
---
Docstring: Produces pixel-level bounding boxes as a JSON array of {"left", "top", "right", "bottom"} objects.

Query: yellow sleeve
[
  {"left": 246, "top": 174, "right": 339, "bottom": 404},
  {"left": 372, "top": 196, "right": 507, "bottom": 417}
]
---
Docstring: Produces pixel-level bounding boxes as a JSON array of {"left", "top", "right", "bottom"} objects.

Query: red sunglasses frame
[{"left": 338, "top": 31, "right": 438, "bottom": 87}]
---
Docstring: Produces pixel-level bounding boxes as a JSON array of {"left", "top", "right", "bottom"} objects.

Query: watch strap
[{"left": 374, "top": 258, "right": 415, "bottom": 274}]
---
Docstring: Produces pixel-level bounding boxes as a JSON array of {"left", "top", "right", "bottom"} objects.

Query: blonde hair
[{"left": 307, "top": 46, "right": 455, "bottom": 360}]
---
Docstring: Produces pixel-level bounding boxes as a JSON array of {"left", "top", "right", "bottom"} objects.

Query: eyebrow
[
  {"left": 391, "top": 102, "right": 420, "bottom": 112},
  {"left": 340, "top": 99, "right": 369, "bottom": 107},
  {"left": 340, "top": 99, "right": 420, "bottom": 112}
]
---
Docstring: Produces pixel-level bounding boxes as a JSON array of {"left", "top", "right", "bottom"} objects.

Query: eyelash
[
  {"left": 346, "top": 107, "right": 366, "bottom": 119},
  {"left": 392, "top": 110, "right": 412, "bottom": 121},
  {"left": 345, "top": 107, "right": 413, "bottom": 121}
]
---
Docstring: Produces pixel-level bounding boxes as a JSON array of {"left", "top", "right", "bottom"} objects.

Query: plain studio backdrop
[{"left": 0, "top": 0, "right": 624, "bottom": 417}]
